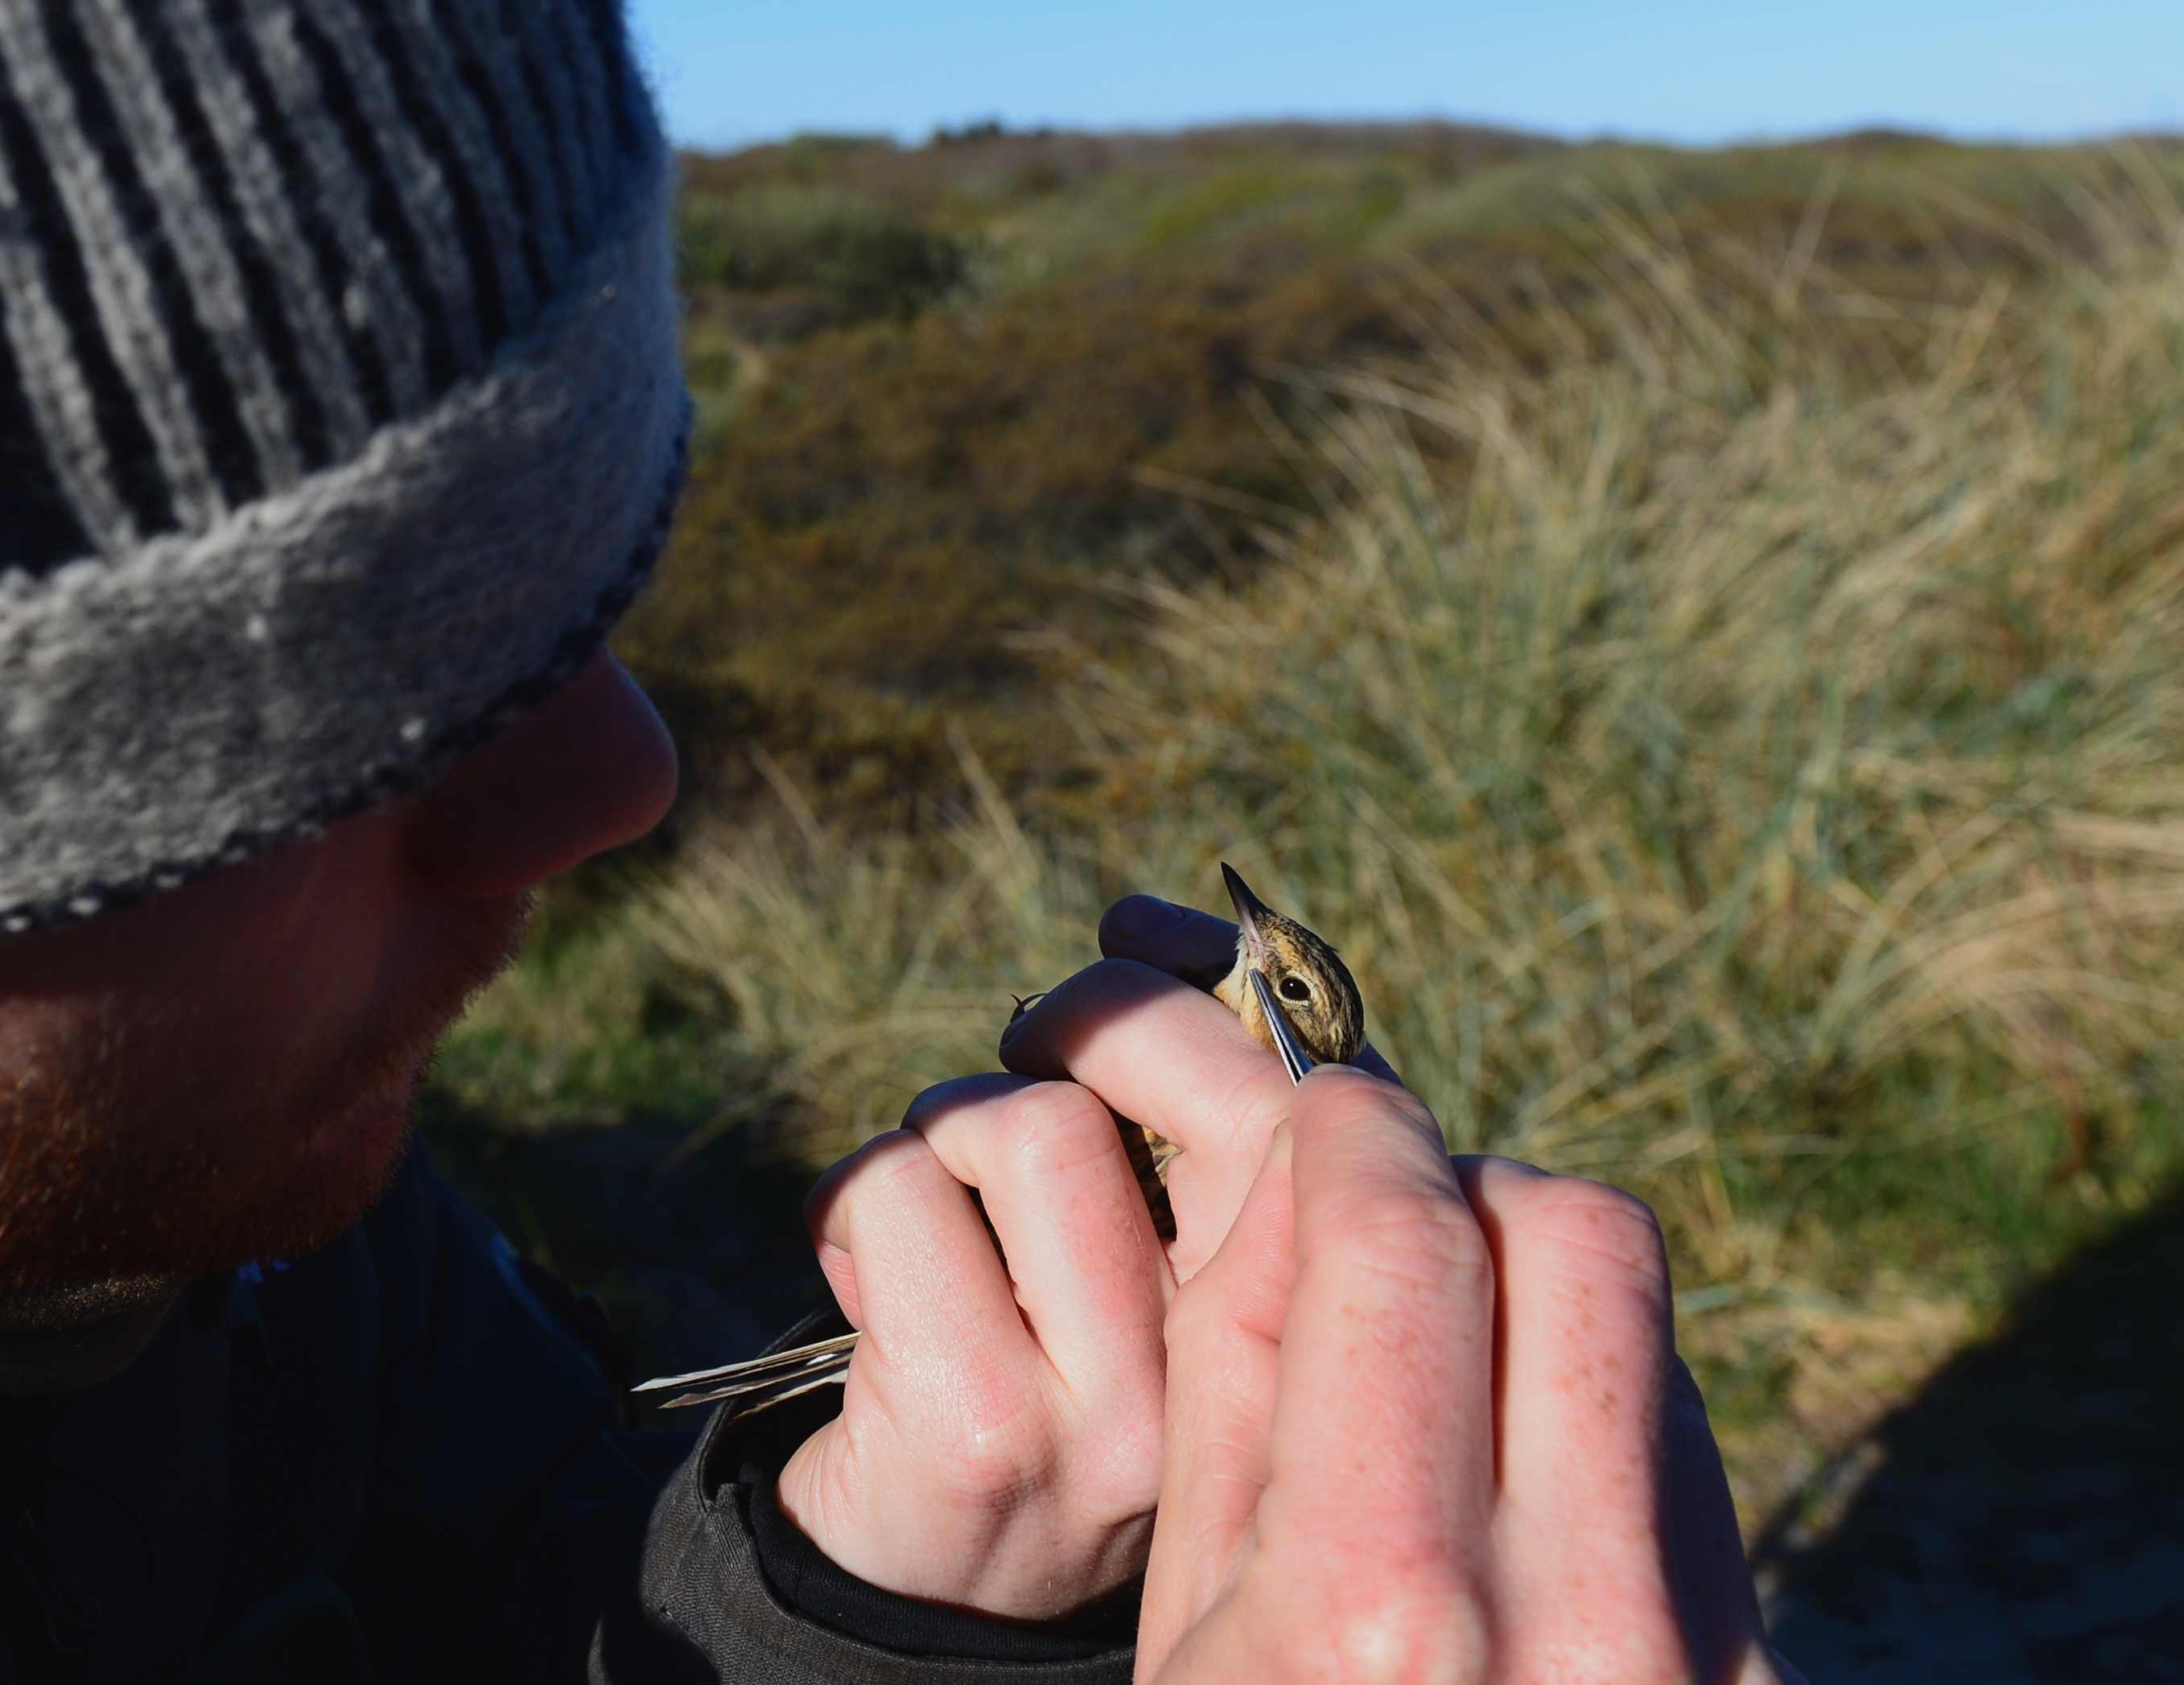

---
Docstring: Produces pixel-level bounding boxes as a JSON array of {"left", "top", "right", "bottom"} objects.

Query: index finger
[{"left": 999, "top": 958, "right": 1288, "bottom": 1275}]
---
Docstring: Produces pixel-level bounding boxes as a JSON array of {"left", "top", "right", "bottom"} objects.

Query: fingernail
[{"left": 1106, "top": 896, "right": 1188, "bottom": 941}]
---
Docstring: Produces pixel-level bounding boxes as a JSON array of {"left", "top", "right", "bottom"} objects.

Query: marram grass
[
  {"left": 615, "top": 193, "right": 2184, "bottom": 1180},
  {"left": 442, "top": 183, "right": 2184, "bottom": 1529}
]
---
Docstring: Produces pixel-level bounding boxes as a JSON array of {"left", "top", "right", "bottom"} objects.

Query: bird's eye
[{"left": 1279, "top": 975, "right": 1312, "bottom": 1003}]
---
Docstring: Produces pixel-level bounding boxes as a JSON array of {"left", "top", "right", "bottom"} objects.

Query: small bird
[
  {"left": 636, "top": 864, "right": 1365, "bottom": 1413},
  {"left": 1119, "top": 863, "right": 1364, "bottom": 1235},
  {"left": 1209, "top": 862, "right": 1366, "bottom": 1064}
]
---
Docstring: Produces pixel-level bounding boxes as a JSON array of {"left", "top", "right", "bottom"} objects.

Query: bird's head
[{"left": 1220, "top": 863, "right": 1366, "bottom": 1068}]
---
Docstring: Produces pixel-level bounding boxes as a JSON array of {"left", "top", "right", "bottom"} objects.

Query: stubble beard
[{"left": 0, "top": 891, "right": 534, "bottom": 1292}]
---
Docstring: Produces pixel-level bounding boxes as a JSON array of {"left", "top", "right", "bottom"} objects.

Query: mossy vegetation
[{"left": 433, "top": 124, "right": 2184, "bottom": 1531}]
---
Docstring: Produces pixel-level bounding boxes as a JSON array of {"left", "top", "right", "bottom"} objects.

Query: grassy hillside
[
  {"left": 619, "top": 124, "right": 2168, "bottom": 816},
  {"left": 430, "top": 126, "right": 2184, "bottom": 1535}
]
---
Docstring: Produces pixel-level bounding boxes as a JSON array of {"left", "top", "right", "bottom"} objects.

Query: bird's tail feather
[{"left": 632, "top": 1330, "right": 860, "bottom": 1411}]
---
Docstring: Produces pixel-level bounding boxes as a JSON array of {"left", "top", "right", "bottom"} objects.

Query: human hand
[
  {"left": 1003, "top": 896, "right": 1802, "bottom": 1683},
  {"left": 773, "top": 1071, "right": 1170, "bottom": 1618},
  {"left": 769, "top": 890, "right": 1396, "bottom": 1617}
]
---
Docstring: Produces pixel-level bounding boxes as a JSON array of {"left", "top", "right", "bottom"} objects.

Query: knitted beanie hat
[{"left": 0, "top": 0, "right": 689, "bottom": 934}]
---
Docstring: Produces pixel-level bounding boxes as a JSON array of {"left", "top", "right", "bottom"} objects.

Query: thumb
[{"left": 1138, "top": 1124, "right": 1296, "bottom": 1675}]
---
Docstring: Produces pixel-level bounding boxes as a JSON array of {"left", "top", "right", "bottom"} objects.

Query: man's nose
[{"left": 399, "top": 648, "right": 678, "bottom": 898}]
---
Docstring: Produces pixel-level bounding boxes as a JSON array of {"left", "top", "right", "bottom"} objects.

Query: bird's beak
[
  {"left": 1248, "top": 969, "right": 1317, "bottom": 1085},
  {"left": 1221, "top": 862, "right": 1274, "bottom": 967}
]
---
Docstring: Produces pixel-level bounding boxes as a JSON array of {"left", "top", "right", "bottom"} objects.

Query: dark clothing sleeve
[
  {"left": 0, "top": 1143, "right": 1135, "bottom": 1683},
  {"left": 344, "top": 1150, "right": 1139, "bottom": 1681},
  {"left": 747, "top": 1448, "right": 1141, "bottom": 1663},
  {"left": 599, "top": 1382, "right": 1135, "bottom": 1685}
]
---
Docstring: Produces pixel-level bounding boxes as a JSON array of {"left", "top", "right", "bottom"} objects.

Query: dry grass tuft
[
  {"left": 448, "top": 164, "right": 2184, "bottom": 1531},
  {"left": 648, "top": 175, "right": 2184, "bottom": 1197}
]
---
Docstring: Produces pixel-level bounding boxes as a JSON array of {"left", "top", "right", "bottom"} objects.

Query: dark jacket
[{"left": 0, "top": 1147, "right": 1135, "bottom": 1683}]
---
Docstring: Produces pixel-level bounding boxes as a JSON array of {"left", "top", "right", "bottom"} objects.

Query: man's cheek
[{"left": 0, "top": 887, "right": 527, "bottom": 1285}]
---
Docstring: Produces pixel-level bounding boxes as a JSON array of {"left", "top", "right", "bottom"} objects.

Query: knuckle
[
  {"left": 1284, "top": 1562, "right": 1487, "bottom": 1683},
  {"left": 896, "top": 1346, "right": 1057, "bottom": 1481},
  {"left": 927, "top": 1409, "right": 1061, "bottom": 1505},
  {"left": 829, "top": 1131, "right": 953, "bottom": 1229},
  {"left": 1510, "top": 1176, "right": 1669, "bottom": 1285},
  {"left": 851, "top": 1128, "right": 939, "bottom": 1192},
  {"left": 1163, "top": 1269, "right": 1272, "bottom": 1365},
  {"left": 804, "top": 1130, "right": 922, "bottom": 1230},
  {"left": 999, "top": 1081, "right": 1119, "bottom": 1175},
  {"left": 1315, "top": 1185, "right": 1488, "bottom": 1289},
  {"left": 1307, "top": 1065, "right": 1440, "bottom": 1138},
  {"left": 1161, "top": 1277, "right": 1223, "bottom": 1351}
]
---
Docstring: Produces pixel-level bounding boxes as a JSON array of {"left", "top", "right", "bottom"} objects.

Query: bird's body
[{"left": 637, "top": 864, "right": 1366, "bottom": 1411}]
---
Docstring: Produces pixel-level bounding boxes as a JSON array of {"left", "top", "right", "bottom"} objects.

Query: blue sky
[{"left": 627, "top": 2, "right": 2182, "bottom": 154}]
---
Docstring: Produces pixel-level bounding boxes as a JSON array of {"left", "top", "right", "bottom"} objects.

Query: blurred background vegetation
[{"left": 422, "top": 123, "right": 2184, "bottom": 1540}]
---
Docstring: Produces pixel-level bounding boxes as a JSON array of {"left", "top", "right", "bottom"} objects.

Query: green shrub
[{"left": 677, "top": 183, "right": 966, "bottom": 329}]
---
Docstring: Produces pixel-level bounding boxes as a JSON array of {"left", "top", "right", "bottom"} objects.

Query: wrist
[
  {"left": 691, "top": 1382, "right": 1142, "bottom": 1663},
  {"left": 777, "top": 1420, "right": 1154, "bottom": 1620},
  {"left": 754, "top": 1467, "right": 1144, "bottom": 1657}
]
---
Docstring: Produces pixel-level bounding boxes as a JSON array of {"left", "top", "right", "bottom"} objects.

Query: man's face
[{"left": 0, "top": 652, "right": 677, "bottom": 1290}]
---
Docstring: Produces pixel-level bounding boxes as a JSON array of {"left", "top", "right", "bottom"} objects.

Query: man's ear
[{"left": 401, "top": 650, "right": 677, "bottom": 898}]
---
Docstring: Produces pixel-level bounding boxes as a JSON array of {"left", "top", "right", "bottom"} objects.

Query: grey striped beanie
[{"left": 0, "top": 0, "right": 690, "bottom": 934}]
